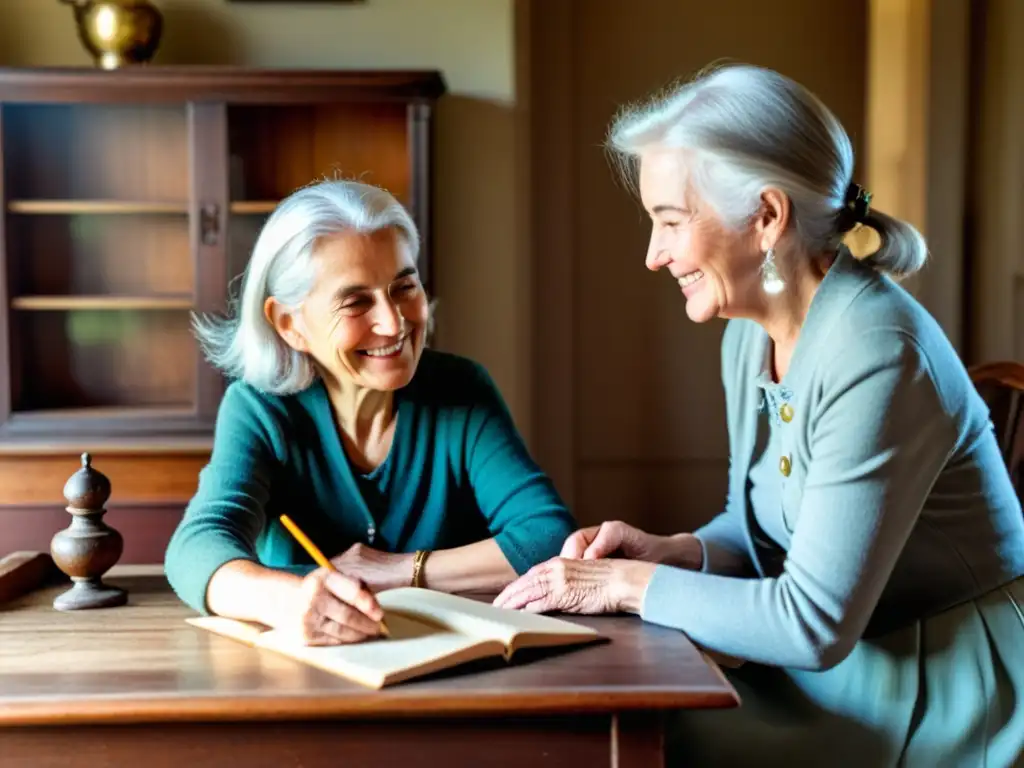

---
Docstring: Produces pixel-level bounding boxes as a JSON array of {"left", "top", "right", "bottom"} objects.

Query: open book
[{"left": 188, "top": 587, "right": 603, "bottom": 689}]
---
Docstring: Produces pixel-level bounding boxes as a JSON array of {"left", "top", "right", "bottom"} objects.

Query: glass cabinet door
[
  {"left": 225, "top": 101, "right": 417, "bottom": 286},
  {"left": 0, "top": 73, "right": 439, "bottom": 452},
  {"left": 0, "top": 100, "right": 226, "bottom": 446}
]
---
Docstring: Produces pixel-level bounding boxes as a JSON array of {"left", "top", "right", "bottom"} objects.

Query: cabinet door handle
[{"left": 200, "top": 203, "right": 220, "bottom": 246}]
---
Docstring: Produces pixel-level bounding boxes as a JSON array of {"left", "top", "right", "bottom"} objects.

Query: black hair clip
[{"left": 837, "top": 182, "right": 872, "bottom": 232}]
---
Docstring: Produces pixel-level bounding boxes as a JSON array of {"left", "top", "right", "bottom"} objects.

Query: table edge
[
  {"left": 0, "top": 688, "right": 739, "bottom": 727},
  {"left": 3, "top": 567, "right": 741, "bottom": 727}
]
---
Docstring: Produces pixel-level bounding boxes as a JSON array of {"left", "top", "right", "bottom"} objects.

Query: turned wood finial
[
  {"left": 50, "top": 452, "right": 127, "bottom": 611},
  {"left": 64, "top": 452, "right": 111, "bottom": 510}
]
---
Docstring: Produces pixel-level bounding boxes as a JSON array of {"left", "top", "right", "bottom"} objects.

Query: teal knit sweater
[{"left": 165, "top": 350, "right": 576, "bottom": 613}]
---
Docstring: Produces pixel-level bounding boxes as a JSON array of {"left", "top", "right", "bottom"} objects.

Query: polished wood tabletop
[{"left": 0, "top": 564, "right": 738, "bottom": 728}]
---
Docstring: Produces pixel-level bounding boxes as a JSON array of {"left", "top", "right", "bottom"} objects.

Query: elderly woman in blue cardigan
[
  {"left": 494, "top": 63, "right": 1024, "bottom": 766},
  {"left": 165, "top": 179, "right": 575, "bottom": 645}
]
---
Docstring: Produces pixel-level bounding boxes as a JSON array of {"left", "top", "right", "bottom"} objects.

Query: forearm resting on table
[
  {"left": 650, "top": 537, "right": 746, "bottom": 667},
  {"left": 419, "top": 538, "right": 517, "bottom": 594},
  {"left": 205, "top": 559, "right": 302, "bottom": 627}
]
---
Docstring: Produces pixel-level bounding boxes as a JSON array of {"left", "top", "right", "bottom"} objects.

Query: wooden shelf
[
  {"left": 10, "top": 295, "right": 194, "bottom": 311},
  {"left": 0, "top": 405, "right": 214, "bottom": 455},
  {"left": 0, "top": 437, "right": 213, "bottom": 456},
  {"left": 10, "top": 404, "right": 196, "bottom": 421},
  {"left": 230, "top": 201, "right": 279, "bottom": 214},
  {"left": 7, "top": 200, "right": 188, "bottom": 215}
]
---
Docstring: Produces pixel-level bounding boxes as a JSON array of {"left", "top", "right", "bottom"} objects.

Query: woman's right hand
[
  {"left": 561, "top": 520, "right": 702, "bottom": 569},
  {"left": 291, "top": 568, "right": 386, "bottom": 646}
]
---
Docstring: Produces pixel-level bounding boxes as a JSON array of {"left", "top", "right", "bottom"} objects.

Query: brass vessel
[{"left": 60, "top": 0, "right": 163, "bottom": 70}]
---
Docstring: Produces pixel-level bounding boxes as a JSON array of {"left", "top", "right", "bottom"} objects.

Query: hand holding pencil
[{"left": 279, "top": 514, "right": 390, "bottom": 646}]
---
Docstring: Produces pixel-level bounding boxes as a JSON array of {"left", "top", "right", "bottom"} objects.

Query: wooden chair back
[{"left": 969, "top": 362, "right": 1024, "bottom": 499}]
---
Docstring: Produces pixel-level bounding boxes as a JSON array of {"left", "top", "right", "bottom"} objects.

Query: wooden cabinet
[{"left": 0, "top": 67, "right": 444, "bottom": 559}]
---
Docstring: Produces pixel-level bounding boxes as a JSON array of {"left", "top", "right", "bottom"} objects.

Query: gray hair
[
  {"left": 607, "top": 62, "right": 927, "bottom": 279},
  {"left": 193, "top": 179, "right": 421, "bottom": 395}
]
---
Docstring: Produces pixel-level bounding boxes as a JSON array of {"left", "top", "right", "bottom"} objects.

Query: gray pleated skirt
[{"left": 666, "top": 577, "right": 1024, "bottom": 767}]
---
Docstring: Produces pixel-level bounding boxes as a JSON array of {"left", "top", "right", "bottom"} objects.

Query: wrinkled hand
[
  {"left": 492, "top": 557, "right": 656, "bottom": 615},
  {"left": 561, "top": 520, "right": 676, "bottom": 563},
  {"left": 291, "top": 568, "right": 385, "bottom": 646},
  {"left": 330, "top": 543, "right": 414, "bottom": 593}
]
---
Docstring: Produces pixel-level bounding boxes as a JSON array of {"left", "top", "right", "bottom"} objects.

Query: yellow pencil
[{"left": 279, "top": 514, "right": 390, "bottom": 638}]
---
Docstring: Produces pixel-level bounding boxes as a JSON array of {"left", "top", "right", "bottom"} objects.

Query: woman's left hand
[
  {"left": 331, "top": 543, "right": 414, "bottom": 592},
  {"left": 492, "top": 557, "right": 657, "bottom": 615}
]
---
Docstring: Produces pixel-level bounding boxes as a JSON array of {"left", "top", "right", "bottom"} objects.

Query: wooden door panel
[{"left": 577, "top": 463, "right": 727, "bottom": 535}]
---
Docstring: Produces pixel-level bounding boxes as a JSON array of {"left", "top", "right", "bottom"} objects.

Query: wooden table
[{"left": 0, "top": 564, "right": 738, "bottom": 767}]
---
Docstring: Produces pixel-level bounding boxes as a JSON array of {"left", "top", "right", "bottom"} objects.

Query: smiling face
[
  {"left": 267, "top": 227, "right": 429, "bottom": 392},
  {"left": 638, "top": 149, "right": 771, "bottom": 323}
]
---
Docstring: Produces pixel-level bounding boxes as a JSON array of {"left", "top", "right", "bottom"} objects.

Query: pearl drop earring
[{"left": 760, "top": 248, "right": 785, "bottom": 295}]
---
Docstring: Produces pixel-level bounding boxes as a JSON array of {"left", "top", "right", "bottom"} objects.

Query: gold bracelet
[{"left": 411, "top": 549, "right": 431, "bottom": 588}]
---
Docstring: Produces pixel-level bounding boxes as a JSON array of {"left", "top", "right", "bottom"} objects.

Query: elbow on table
[
  {"left": 162, "top": 524, "right": 214, "bottom": 615},
  {"left": 163, "top": 532, "right": 191, "bottom": 605}
]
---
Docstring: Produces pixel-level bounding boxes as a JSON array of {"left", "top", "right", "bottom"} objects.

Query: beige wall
[
  {"left": 967, "top": 0, "right": 1024, "bottom": 365},
  {"left": 862, "top": 0, "right": 1023, "bottom": 363},
  {"left": 0, "top": 0, "right": 531, "bottom": 435}
]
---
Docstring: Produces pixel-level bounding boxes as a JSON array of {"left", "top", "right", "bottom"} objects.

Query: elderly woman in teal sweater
[
  {"left": 165, "top": 179, "right": 575, "bottom": 646},
  {"left": 494, "top": 64, "right": 1024, "bottom": 766}
]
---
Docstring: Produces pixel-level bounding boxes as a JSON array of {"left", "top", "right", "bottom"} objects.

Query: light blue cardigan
[{"left": 641, "top": 250, "right": 1024, "bottom": 670}]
